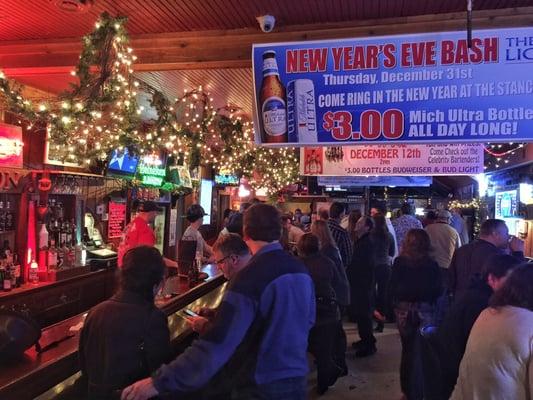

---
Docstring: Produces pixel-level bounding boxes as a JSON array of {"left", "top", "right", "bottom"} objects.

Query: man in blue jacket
[{"left": 122, "top": 203, "right": 316, "bottom": 400}]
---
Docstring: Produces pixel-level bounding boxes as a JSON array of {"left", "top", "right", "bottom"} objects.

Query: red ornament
[{"left": 38, "top": 177, "right": 52, "bottom": 192}]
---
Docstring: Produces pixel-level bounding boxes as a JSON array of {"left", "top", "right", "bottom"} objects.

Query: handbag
[{"left": 0, "top": 309, "right": 41, "bottom": 358}]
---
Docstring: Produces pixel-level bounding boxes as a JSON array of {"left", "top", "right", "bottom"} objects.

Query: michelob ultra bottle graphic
[
  {"left": 287, "top": 79, "right": 318, "bottom": 143},
  {"left": 260, "top": 51, "right": 288, "bottom": 143}
]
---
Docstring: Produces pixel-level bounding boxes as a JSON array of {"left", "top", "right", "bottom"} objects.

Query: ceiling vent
[{"left": 54, "top": 0, "right": 94, "bottom": 13}]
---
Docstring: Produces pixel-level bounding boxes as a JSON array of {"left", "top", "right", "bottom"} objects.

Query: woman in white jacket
[{"left": 451, "top": 263, "right": 533, "bottom": 400}]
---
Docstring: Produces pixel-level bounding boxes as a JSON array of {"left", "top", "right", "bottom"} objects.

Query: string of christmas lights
[
  {"left": 483, "top": 143, "right": 526, "bottom": 171},
  {"left": 0, "top": 12, "right": 301, "bottom": 196},
  {"left": 449, "top": 198, "right": 483, "bottom": 235}
]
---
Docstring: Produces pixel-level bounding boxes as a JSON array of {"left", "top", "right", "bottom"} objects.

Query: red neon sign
[{"left": 0, "top": 123, "right": 23, "bottom": 168}]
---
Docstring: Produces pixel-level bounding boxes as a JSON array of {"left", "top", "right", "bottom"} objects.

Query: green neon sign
[{"left": 138, "top": 164, "right": 166, "bottom": 187}]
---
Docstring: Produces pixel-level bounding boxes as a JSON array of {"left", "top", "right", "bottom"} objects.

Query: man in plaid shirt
[{"left": 327, "top": 202, "right": 353, "bottom": 268}]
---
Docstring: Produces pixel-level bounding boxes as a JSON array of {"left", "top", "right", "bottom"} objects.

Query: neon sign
[
  {"left": 137, "top": 164, "right": 166, "bottom": 187},
  {"left": 215, "top": 174, "right": 239, "bottom": 185},
  {"left": 0, "top": 123, "right": 23, "bottom": 168}
]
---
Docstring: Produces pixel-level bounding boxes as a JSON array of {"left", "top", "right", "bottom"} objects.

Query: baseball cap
[
  {"left": 139, "top": 201, "right": 163, "bottom": 213},
  {"left": 186, "top": 204, "right": 208, "bottom": 222},
  {"left": 437, "top": 210, "right": 452, "bottom": 220}
]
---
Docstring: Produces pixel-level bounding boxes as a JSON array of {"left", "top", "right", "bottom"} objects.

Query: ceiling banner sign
[
  {"left": 300, "top": 143, "right": 484, "bottom": 176},
  {"left": 253, "top": 27, "right": 533, "bottom": 146}
]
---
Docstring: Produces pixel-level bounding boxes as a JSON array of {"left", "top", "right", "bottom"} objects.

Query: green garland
[{"left": 0, "top": 12, "right": 300, "bottom": 196}]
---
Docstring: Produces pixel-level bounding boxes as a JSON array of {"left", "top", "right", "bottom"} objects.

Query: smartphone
[{"left": 181, "top": 308, "right": 199, "bottom": 318}]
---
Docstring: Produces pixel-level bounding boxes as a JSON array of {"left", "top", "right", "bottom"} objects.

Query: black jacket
[
  {"left": 389, "top": 256, "right": 442, "bottom": 304},
  {"left": 79, "top": 290, "right": 171, "bottom": 399},
  {"left": 448, "top": 239, "right": 524, "bottom": 299},
  {"left": 321, "top": 244, "right": 350, "bottom": 306},
  {"left": 435, "top": 279, "right": 493, "bottom": 398},
  {"left": 347, "top": 233, "right": 376, "bottom": 315},
  {"left": 301, "top": 253, "right": 340, "bottom": 326},
  {"left": 370, "top": 231, "right": 395, "bottom": 266}
]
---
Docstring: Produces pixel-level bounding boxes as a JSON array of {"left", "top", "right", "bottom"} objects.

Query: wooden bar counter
[
  {"left": 0, "top": 267, "right": 117, "bottom": 329},
  {"left": 0, "top": 265, "right": 226, "bottom": 400}
]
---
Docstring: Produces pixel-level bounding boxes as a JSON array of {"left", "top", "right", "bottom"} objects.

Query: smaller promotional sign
[
  {"left": 300, "top": 143, "right": 484, "bottom": 176},
  {"left": 0, "top": 123, "right": 23, "bottom": 168},
  {"left": 108, "top": 201, "right": 126, "bottom": 239}
]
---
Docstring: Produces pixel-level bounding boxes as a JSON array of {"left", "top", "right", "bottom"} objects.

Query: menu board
[{"left": 108, "top": 201, "right": 127, "bottom": 239}]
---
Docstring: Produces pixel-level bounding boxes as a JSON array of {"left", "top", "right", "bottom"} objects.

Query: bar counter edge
[{"left": 0, "top": 265, "right": 226, "bottom": 400}]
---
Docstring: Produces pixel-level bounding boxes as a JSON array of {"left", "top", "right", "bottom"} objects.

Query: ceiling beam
[{"left": 1, "top": 6, "right": 532, "bottom": 74}]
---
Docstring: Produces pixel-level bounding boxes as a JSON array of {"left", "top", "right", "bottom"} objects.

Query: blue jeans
[{"left": 231, "top": 376, "right": 307, "bottom": 400}]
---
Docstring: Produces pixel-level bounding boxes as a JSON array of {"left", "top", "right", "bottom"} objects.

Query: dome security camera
[{"left": 256, "top": 15, "right": 276, "bottom": 33}]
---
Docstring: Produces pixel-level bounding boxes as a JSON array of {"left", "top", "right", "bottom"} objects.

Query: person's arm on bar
[
  {"left": 163, "top": 257, "right": 178, "bottom": 268},
  {"left": 121, "top": 290, "right": 255, "bottom": 400}
]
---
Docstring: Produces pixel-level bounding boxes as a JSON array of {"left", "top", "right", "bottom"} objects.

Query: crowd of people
[{"left": 78, "top": 200, "right": 531, "bottom": 400}]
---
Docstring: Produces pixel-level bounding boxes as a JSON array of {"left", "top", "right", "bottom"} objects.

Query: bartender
[
  {"left": 117, "top": 201, "right": 178, "bottom": 268},
  {"left": 182, "top": 204, "right": 213, "bottom": 262}
]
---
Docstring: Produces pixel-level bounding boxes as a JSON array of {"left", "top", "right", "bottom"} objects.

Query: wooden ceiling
[
  {"left": 1, "top": 1, "right": 532, "bottom": 117},
  {"left": 137, "top": 69, "right": 253, "bottom": 114},
  {"left": 1, "top": 0, "right": 531, "bottom": 41}
]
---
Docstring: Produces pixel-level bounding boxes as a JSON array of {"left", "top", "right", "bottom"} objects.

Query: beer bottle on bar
[{"left": 259, "top": 51, "right": 288, "bottom": 143}]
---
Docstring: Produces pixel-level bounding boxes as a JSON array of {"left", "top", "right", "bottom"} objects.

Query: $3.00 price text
[{"left": 323, "top": 109, "right": 405, "bottom": 141}]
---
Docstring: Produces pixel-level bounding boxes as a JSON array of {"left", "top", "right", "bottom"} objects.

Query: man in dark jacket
[
  {"left": 448, "top": 219, "right": 524, "bottom": 300},
  {"left": 80, "top": 246, "right": 171, "bottom": 399},
  {"left": 297, "top": 233, "right": 341, "bottom": 395},
  {"left": 435, "top": 254, "right": 522, "bottom": 399},
  {"left": 327, "top": 202, "right": 353, "bottom": 268},
  {"left": 121, "top": 204, "right": 316, "bottom": 400},
  {"left": 347, "top": 216, "right": 377, "bottom": 357}
]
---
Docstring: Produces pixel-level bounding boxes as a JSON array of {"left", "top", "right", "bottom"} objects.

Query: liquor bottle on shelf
[
  {"left": 65, "top": 220, "right": 72, "bottom": 246},
  {"left": 75, "top": 242, "right": 87, "bottom": 266},
  {"left": 54, "top": 218, "right": 61, "bottom": 245},
  {"left": 82, "top": 227, "right": 91, "bottom": 244},
  {"left": 60, "top": 219, "right": 67, "bottom": 247},
  {"left": 29, "top": 260, "right": 39, "bottom": 284},
  {"left": 12, "top": 254, "right": 20, "bottom": 287},
  {"left": 5, "top": 201, "right": 14, "bottom": 231},
  {"left": 2, "top": 261, "right": 11, "bottom": 291},
  {"left": 48, "top": 240, "right": 58, "bottom": 270},
  {"left": 0, "top": 201, "right": 5, "bottom": 233},
  {"left": 71, "top": 219, "right": 77, "bottom": 246},
  {"left": 7, "top": 254, "right": 16, "bottom": 288},
  {"left": 56, "top": 202, "right": 64, "bottom": 221},
  {"left": 2, "top": 240, "right": 11, "bottom": 257},
  {"left": 48, "top": 216, "right": 58, "bottom": 246},
  {"left": 38, "top": 224, "right": 49, "bottom": 271},
  {"left": 61, "top": 240, "right": 72, "bottom": 268}
]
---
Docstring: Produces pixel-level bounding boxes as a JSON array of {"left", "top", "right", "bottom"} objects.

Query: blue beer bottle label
[{"left": 262, "top": 96, "right": 287, "bottom": 137}]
